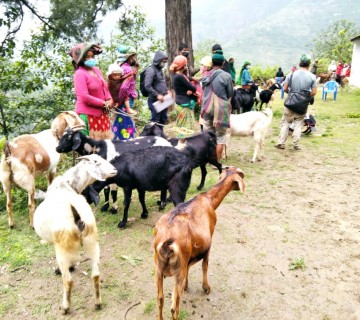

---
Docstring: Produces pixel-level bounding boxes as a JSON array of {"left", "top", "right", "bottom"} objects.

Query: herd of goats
[{"left": 0, "top": 104, "right": 280, "bottom": 318}]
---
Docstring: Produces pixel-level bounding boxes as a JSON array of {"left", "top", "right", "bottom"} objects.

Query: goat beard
[{"left": 108, "top": 78, "right": 122, "bottom": 103}]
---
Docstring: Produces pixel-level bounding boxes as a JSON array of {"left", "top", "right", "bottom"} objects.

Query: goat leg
[
  {"left": 156, "top": 270, "right": 164, "bottom": 320},
  {"left": 202, "top": 251, "right": 211, "bottom": 294},
  {"left": 118, "top": 187, "right": 132, "bottom": 229},
  {"left": 100, "top": 186, "right": 110, "bottom": 212},
  {"left": 138, "top": 189, "right": 149, "bottom": 219},
  {"left": 110, "top": 187, "right": 118, "bottom": 214},
  {"left": 196, "top": 165, "right": 207, "bottom": 190},
  {"left": 158, "top": 189, "right": 167, "bottom": 210}
]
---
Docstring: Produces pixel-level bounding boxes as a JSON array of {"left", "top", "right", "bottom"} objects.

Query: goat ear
[
  {"left": 72, "top": 133, "right": 82, "bottom": 151},
  {"left": 234, "top": 175, "right": 245, "bottom": 193}
]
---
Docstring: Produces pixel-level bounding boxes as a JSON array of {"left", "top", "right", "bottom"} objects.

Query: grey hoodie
[{"left": 144, "top": 50, "right": 168, "bottom": 100}]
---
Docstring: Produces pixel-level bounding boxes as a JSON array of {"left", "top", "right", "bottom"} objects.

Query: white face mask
[
  {"left": 246, "top": 65, "right": 251, "bottom": 69},
  {"left": 160, "top": 62, "right": 167, "bottom": 68}
]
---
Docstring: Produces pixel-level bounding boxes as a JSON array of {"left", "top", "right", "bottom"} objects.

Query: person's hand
[
  {"left": 157, "top": 94, "right": 164, "bottom": 102},
  {"left": 186, "top": 90, "right": 193, "bottom": 95},
  {"left": 192, "top": 77, "right": 199, "bottom": 83}
]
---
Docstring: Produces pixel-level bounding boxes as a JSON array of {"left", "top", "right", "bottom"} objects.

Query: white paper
[{"left": 153, "top": 94, "right": 174, "bottom": 113}]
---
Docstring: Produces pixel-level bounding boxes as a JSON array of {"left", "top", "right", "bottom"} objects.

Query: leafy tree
[
  {"left": 0, "top": 0, "right": 124, "bottom": 57},
  {"left": 311, "top": 19, "right": 359, "bottom": 63}
]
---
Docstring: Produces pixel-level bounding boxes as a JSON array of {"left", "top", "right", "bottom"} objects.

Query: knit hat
[
  {"left": 68, "top": 43, "right": 103, "bottom": 65},
  {"left": 117, "top": 45, "right": 137, "bottom": 63},
  {"left": 169, "top": 55, "right": 188, "bottom": 72},
  {"left": 212, "top": 44, "right": 222, "bottom": 52},
  {"left": 212, "top": 50, "right": 225, "bottom": 63},
  {"left": 299, "top": 53, "right": 311, "bottom": 65},
  {"left": 200, "top": 56, "right": 212, "bottom": 68},
  {"left": 107, "top": 63, "right": 123, "bottom": 76}
]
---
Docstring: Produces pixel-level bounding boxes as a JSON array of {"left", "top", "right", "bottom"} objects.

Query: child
[{"left": 107, "top": 63, "right": 137, "bottom": 115}]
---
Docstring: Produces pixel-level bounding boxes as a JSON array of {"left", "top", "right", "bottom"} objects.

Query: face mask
[
  {"left": 246, "top": 65, "right": 251, "bottom": 69},
  {"left": 160, "top": 62, "right": 166, "bottom": 68},
  {"left": 84, "top": 58, "right": 97, "bottom": 68},
  {"left": 182, "top": 51, "right": 189, "bottom": 57}
]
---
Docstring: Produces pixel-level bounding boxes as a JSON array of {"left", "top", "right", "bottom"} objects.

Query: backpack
[{"left": 139, "top": 65, "right": 155, "bottom": 97}]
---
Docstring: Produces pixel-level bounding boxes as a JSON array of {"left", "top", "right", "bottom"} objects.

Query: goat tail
[{"left": 159, "top": 238, "right": 175, "bottom": 259}]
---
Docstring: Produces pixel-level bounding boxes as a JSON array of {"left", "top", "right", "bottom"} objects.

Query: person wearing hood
[
  {"left": 228, "top": 58, "right": 236, "bottom": 82},
  {"left": 144, "top": 50, "right": 170, "bottom": 127},
  {"left": 68, "top": 42, "right": 114, "bottom": 140},
  {"left": 201, "top": 50, "right": 233, "bottom": 161},
  {"left": 236, "top": 61, "right": 253, "bottom": 89}
]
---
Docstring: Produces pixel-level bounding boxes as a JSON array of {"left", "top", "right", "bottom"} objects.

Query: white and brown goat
[
  {"left": 34, "top": 154, "right": 117, "bottom": 314},
  {"left": 0, "top": 111, "right": 85, "bottom": 228},
  {"left": 154, "top": 167, "right": 245, "bottom": 320}
]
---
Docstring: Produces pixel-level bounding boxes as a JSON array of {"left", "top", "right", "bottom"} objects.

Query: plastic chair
[{"left": 322, "top": 81, "right": 339, "bottom": 101}]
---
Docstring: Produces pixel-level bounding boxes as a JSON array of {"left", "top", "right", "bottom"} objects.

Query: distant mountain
[{"left": 189, "top": 0, "right": 360, "bottom": 71}]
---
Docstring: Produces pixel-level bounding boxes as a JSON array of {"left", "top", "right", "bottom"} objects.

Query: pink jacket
[{"left": 74, "top": 66, "right": 112, "bottom": 117}]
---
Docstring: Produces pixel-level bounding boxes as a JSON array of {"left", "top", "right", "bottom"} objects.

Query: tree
[
  {"left": 165, "top": 0, "right": 193, "bottom": 69},
  {"left": 0, "top": 0, "right": 124, "bottom": 57},
  {"left": 311, "top": 19, "right": 360, "bottom": 63}
]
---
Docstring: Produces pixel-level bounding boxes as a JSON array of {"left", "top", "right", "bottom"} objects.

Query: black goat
[
  {"left": 231, "top": 83, "right": 258, "bottom": 114},
  {"left": 56, "top": 129, "right": 172, "bottom": 213},
  {"left": 88, "top": 146, "right": 197, "bottom": 229},
  {"left": 255, "top": 82, "right": 282, "bottom": 110},
  {"left": 140, "top": 123, "right": 222, "bottom": 190}
]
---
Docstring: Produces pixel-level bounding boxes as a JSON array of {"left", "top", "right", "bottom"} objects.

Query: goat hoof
[
  {"left": 69, "top": 266, "right": 75, "bottom": 273},
  {"left": 196, "top": 185, "right": 204, "bottom": 190},
  {"left": 141, "top": 212, "right": 149, "bottom": 219},
  {"left": 61, "top": 306, "right": 70, "bottom": 315},
  {"left": 100, "top": 203, "right": 109, "bottom": 212},
  {"left": 95, "top": 303, "right": 102, "bottom": 310},
  {"left": 54, "top": 268, "right": 61, "bottom": 275},
  {"left": 118, "top": 222, "right": 127, "bottom": 229},
  {"left": 203, "top": 286, "right": 211, "bottom": 294},
  {"left": 157, "top": 200, "right": 161, "bottom": 206},
  {"left": 109, "top": 208, "right": 118, "bottom": 215},
  {"left": 159, "top": 203, "right": 167, "bottom": 211}
]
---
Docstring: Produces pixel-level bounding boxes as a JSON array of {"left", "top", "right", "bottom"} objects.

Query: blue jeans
[{"left": 148, "top": 98, "right": 167, "bottom": 126}]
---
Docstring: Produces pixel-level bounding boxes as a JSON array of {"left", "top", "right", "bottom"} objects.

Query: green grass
[{"left": 289, "top": 257, "right": 306, "bottom": 271}]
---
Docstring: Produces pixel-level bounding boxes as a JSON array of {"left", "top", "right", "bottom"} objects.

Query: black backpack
[{"left": 139, "top": 65, "right": 155, "bottom": 97}]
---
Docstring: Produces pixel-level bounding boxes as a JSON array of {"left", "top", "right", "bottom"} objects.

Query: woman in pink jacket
[{"left": 68, "top": 43, "right": 114, "bottom": 139}]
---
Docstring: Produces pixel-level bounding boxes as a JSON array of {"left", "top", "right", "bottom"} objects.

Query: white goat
[
  {"left": 34, "top": 154, "right": 117, "bottom": 314},
  {"left": 227, "top": 107, "right": 273, "bottom": 163},
  {"left": 0, "top": 111, "right": 85, "bottom": 228}
]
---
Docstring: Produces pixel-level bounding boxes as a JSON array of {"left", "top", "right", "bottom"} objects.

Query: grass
[
  {"left": 0, "top": 86, "right": 359, "bottom": 318},
  {"left": 288, "top": 258, "right": 306, "bottom": 271}
]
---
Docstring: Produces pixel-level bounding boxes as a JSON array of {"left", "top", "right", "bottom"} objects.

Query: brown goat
[{"left": 153, "top": 167, "right": 245, "bottom": 320}]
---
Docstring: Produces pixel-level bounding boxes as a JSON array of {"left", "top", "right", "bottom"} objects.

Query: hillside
[{"left": 190, "top": 0, "right": 360, "bottom": 70}]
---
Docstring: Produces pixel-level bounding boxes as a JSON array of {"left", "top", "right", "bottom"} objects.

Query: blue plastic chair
[{"left": 322, "top": 81, "right": 339, "bottom": 101}]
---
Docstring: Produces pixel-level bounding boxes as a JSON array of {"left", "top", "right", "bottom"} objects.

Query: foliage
[
  {"left": 250, "top": 65, "right": 278, "bottom": 84},
  {"left": 0, "top": 0, "right": 124, "bottom": 56},
  {"left": 103, "top": 6, "right": 165, "bottom": 71},
  {"left": 311, "top": 19, "right": 360, "bottom": 63},
  {"left": 288, "top": 258, "right": 306, "bottom": 271}
]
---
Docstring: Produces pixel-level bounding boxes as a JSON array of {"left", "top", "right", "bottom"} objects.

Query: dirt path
[{"left": 1, "top": 129, "right": 360, "bottom": 320}]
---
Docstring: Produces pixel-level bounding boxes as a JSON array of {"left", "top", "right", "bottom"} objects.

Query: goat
[
  {"left": 87, "top": 146, "right": 197, "bottom": 229},
  {"left": 33, "top": 154, "right": 117, "bottom": 314},
  {"left": 140, "top": 123, "right": 222, "bottom": 190},
  {"left": 255, "top": 82, "right": 282, "bottom": 111},
  {"left": 228, "top": 107, "right": 273, "bottom": 163},
  {"left": 55, "top": 129, "right": 172, "bottom": 213},
  {"left": 154, "top": 166, "right": 245, "bottom": 320},
  {"left": 0, "top": 111, "right": 85, "bottom": 228},
  {"left": 231, "top": 83, "right": 258, "bottom": 114}
]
